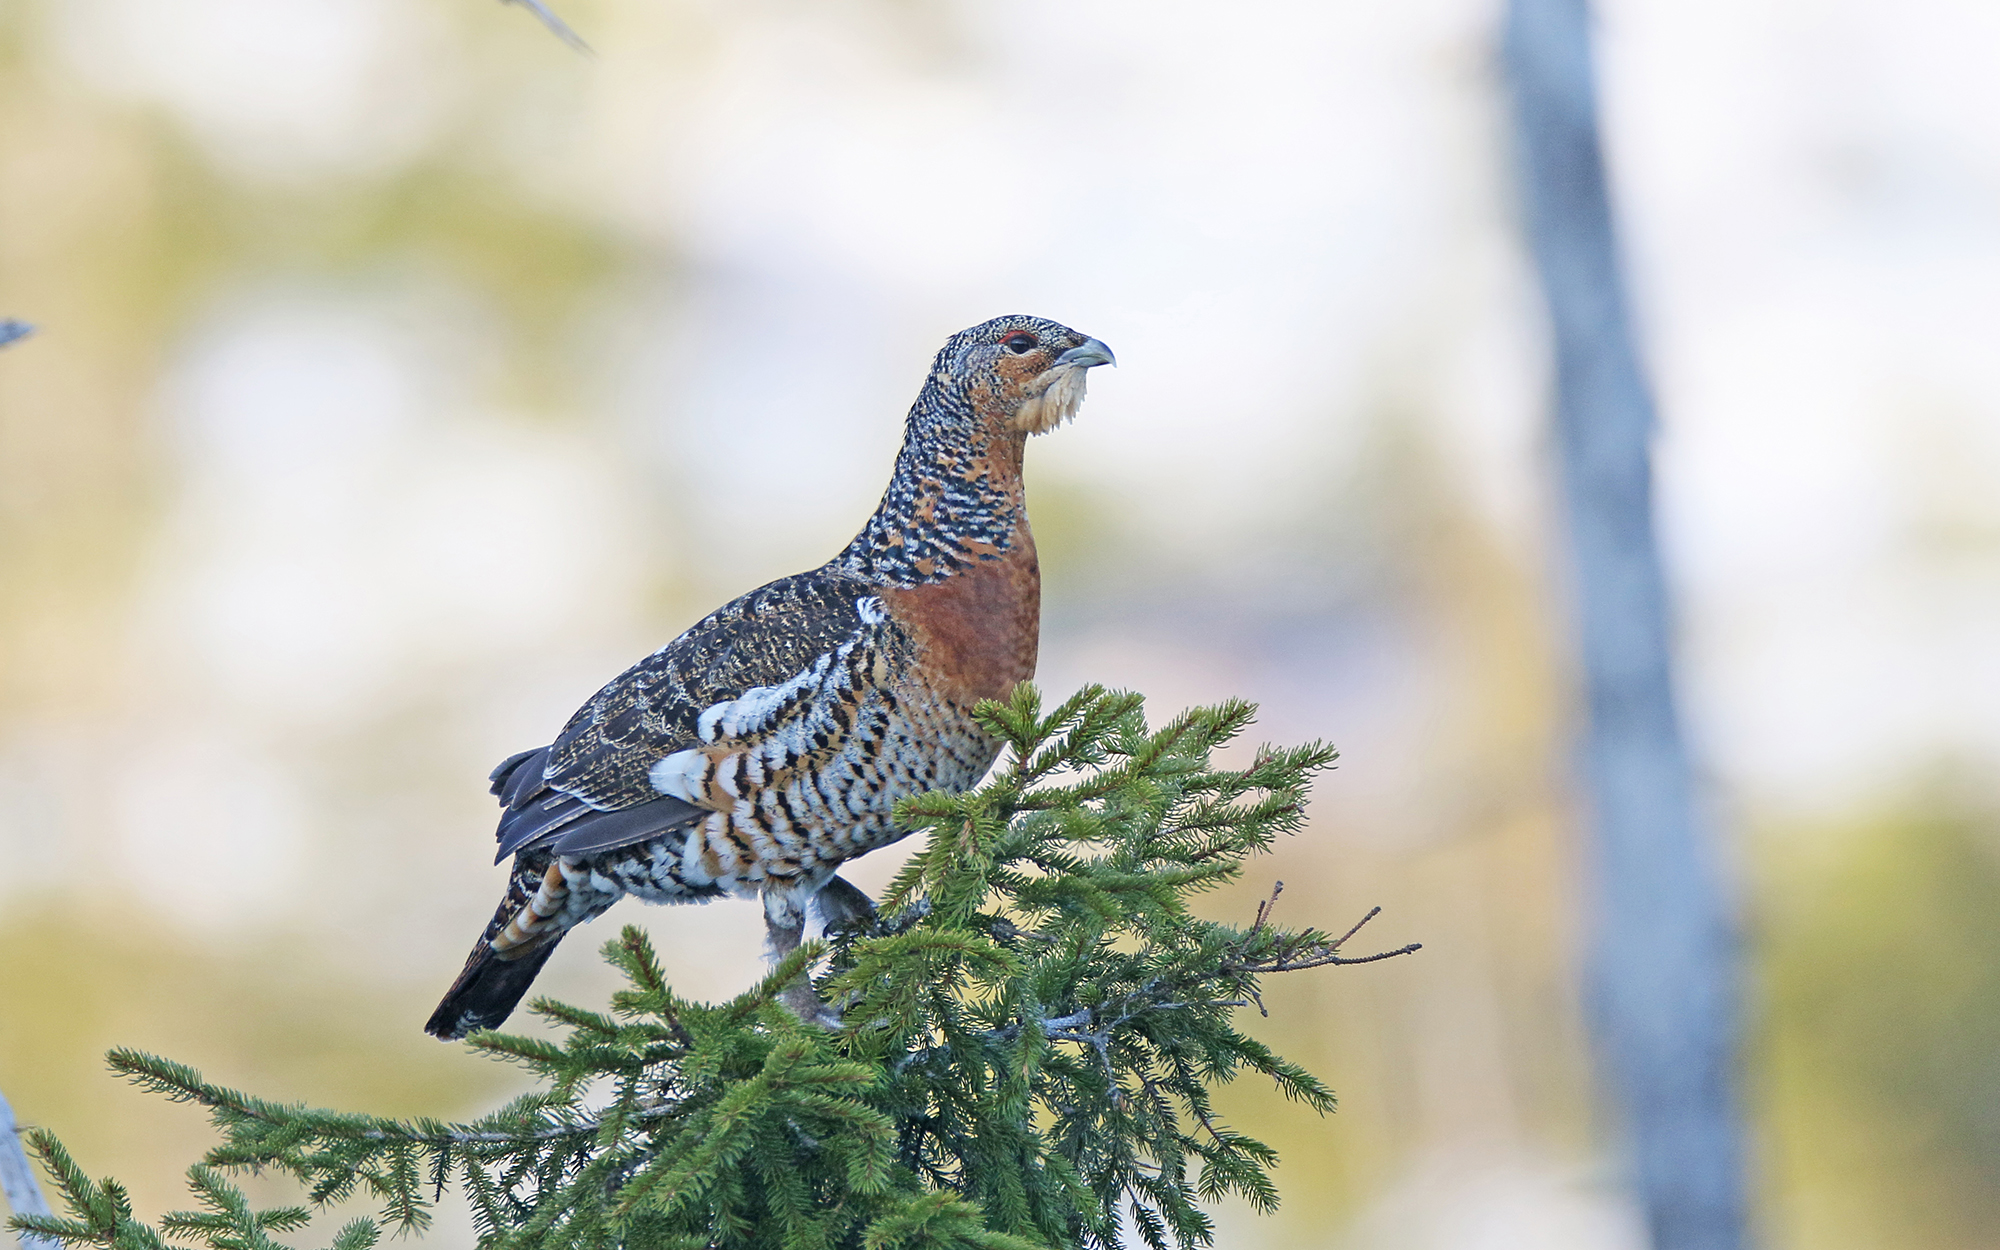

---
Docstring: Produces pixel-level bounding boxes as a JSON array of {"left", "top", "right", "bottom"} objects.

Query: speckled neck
[{"left": 833, "top": 372, "right": 1027, "bottom": 589}]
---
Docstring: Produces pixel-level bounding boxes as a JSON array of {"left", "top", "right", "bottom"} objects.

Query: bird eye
[{"left": 1003, "top": 333, "right": 1037, "bottom": 354}]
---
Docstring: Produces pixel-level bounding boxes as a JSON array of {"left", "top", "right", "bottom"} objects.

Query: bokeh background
[{"left": 4, "top": 0, "right": 1999, "bottom": 1246}]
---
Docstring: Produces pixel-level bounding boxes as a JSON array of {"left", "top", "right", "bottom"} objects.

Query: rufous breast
[{"left": 877, "top": 526, "right": 1040, "bottom": 708}]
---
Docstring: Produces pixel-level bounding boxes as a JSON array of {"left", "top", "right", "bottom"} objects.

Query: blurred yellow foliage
[{"left": 1760, "top": 794, "right": 2000, "bottom": 1250}]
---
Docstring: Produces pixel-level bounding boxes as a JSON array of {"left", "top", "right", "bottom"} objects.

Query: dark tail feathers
[{"left": 425, "top": 890, "right": 565, "bottom": 1040}]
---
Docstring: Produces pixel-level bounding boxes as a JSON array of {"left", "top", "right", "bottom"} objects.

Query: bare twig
[
  {"left": 1250, "top": 881, "right": 1284, "bottom": 934},
  {"left": 503, "top": 0, "right": 592, "bottom": 54},
  {"left": 1239, "top": 889, "right": 1420, "bottom": 970},
  {"left": 1330, "top": 905, "right": 1382, "bottom": 949},
  {"left": 0, "top": 1089, "right": 59, "bottom": 1250},
  {"left": 1257, "top": 941, "right": 1423, "bottom": 971}
]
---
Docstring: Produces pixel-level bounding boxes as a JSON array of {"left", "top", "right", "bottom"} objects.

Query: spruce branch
[{"left": 16, "top": 686, "right": 1417, "bottom": 1250}]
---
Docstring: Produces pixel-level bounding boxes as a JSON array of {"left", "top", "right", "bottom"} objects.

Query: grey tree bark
[
  {"left": 0, "top": 1089, "right": 58, "bottom": 1250},
  {"left": 3, "top": 346, "right": 52, "bottom": 1248},
  {"left": 1499, "top": 3, "right": 1750, "bottom": 1248}
]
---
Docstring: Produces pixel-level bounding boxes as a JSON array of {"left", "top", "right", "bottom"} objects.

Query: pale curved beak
[{"left": 1056, "top": 338, "right": 1116, "bottom": 369}]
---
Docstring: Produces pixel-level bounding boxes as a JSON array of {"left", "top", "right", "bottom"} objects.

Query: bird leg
[
  {"left": 764, "top": 885, "right": 841, "bottom": 1027},
  {"left": 814, "top": 874, "right": 878, "bottom": 933}
]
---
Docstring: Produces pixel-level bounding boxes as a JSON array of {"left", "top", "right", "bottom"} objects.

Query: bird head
[{"left": 932, "top": 315, "right": 1116, "bottom": 437}]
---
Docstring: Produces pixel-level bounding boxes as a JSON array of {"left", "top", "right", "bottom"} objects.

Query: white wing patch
[{"left": 648, "top": 748, "right": 708, "bottom": 803}]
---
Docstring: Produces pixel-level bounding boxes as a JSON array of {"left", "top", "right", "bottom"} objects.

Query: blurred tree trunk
[
  {"left": 1499, "top": 3, "right": 1749, "bottom": 1249},
  {"left": 1, "top": 1088, "right": 58, "bottom": 1250}
]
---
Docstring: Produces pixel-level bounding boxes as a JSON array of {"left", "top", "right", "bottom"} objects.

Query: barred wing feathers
[{"left": 490, "top": 569, "right": 882, "bottom": 863}]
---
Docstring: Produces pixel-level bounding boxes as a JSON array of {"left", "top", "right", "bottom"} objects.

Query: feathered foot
[{"left": 764, "top": 875, "right": 874, "bottom": 1028}]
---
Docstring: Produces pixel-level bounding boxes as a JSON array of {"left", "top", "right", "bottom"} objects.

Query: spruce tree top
[{"left": 13, "top": 686, "right": 1417, "bottom": 1250}]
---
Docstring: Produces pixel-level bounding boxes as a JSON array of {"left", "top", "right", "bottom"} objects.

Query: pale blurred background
[{"left": 3, "top": 0, "right": 1999, "bottom": 1246}]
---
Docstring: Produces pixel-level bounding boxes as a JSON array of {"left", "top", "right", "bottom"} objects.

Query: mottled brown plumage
[{"left": 426, "top": 315, "right": 1113, "bottom": 1039}]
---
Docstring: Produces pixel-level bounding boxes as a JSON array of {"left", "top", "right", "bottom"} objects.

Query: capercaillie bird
[{"left": 425, "top": 315, "right": 1114, "bottom": 1039}]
